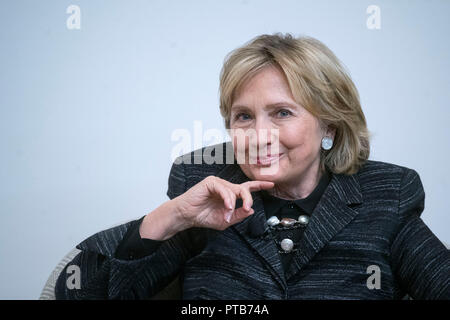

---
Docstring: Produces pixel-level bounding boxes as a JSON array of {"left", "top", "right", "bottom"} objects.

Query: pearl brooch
[{"left": 266, "top": 215, "right": 310, "bottom": 229}]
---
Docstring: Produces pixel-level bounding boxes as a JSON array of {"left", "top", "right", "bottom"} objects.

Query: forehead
[{"left": 231, "top": 66, "right": 298, "bottom": 111}]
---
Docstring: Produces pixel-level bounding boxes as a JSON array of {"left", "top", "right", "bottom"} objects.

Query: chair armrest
[{"left": 39, "top": 248, "right": 81, "bottom": 300}]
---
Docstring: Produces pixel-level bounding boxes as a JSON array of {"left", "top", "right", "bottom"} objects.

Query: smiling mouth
[{"left": 256, "top": 153, "right": 284, "bottom": 166}]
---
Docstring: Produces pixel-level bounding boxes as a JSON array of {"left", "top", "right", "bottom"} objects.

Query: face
[{"left": 229, "top": 66, "right": 333, "bottom": 187}]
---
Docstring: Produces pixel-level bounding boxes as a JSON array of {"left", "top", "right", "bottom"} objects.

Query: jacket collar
[{"left": 218, "top": 163, "right": 362, "bottom": 289}]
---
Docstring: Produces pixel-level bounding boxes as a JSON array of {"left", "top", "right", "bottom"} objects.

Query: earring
[{"left": 321, "top": 137, "right": 333, "bottom": 150}]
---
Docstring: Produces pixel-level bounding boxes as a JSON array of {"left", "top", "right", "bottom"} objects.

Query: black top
[
  {"left": 259, "top": 169, "right": 331, "bottom": 270},
  {"left": 115, "top": 170, "right": 331, "bottom": 273},
  {"left": 260, "top": 169, "right": 330, "bottom": 219}
]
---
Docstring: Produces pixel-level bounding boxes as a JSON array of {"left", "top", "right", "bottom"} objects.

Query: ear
[
  {"left": 321, "top": 123, "right": 336, "bottom": 140},
  {"left": 325, "top": 126, "right": 336, "bottom": 140}
]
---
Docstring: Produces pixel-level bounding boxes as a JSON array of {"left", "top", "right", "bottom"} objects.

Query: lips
[{"left": 256, "top": 153, "right": 283, "bottom": 165}]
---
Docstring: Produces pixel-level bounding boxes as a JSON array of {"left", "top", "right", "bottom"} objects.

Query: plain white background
[{"left": 0, "top": 0, "right": 448, "bottom": 299}]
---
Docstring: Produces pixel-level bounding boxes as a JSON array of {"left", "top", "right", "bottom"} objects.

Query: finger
[
  {"left": 221, "top": 180, "right": 271, "bottom": 212},
  {"left": 224, "top": 188, "right": 237, "bottom": 223},
  {"left": 230, "top": 207, "right": 255, "bottom": 224},
  {"left": 238, "top": 186, "right": 253, "bottom": 211},
  {"left": 220, "top": 181, "right": 250, "bottom": 209},
  {"left": 243, "top": 180, "right": 275, "bottom": 192},
  {"left": 206, "top": 178, "right": 233, "bottom": 210},
  {"left": 227, "top": 187, "right": 236, "bottom": 210},
  {"left": 216, "top": 177, "right": 240, "bottom": 194}
]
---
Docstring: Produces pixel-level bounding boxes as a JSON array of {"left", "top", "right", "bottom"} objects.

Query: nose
[{"left": 250, "top": 118, "right": 279, "bottom": 156}]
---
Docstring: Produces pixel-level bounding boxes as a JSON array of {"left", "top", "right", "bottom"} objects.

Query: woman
[{"left": 55, "top": 33, "right": 449, "bottom": 299}]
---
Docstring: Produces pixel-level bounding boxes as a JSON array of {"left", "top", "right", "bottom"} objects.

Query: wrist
[{"left": 139, "top": 199, "right": 190, "bottom": 241}]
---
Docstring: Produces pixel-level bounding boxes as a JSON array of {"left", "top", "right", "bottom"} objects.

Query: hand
[{"left": 174, "top": 176, "right": 274, "bottom": 231}]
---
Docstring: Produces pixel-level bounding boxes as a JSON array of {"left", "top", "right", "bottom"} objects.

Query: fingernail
[{"left": 225, "top": 210, "right": 233, "bottom": 223}]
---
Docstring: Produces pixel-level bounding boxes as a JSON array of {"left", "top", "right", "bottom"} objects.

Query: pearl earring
[{"left": 321, "top": 137, "right": 333, "bottom": 150}]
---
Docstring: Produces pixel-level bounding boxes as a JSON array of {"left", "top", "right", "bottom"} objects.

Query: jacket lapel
[{"left": 286, "top": 172, "right": 362, "bottom": 280}]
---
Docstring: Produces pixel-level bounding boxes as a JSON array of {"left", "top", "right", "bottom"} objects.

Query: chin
[{"left": 247, "top": 165, "right": 285, "bottom": 183}]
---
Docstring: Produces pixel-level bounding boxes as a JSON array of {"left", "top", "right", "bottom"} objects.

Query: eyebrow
[{"left": 231, "top": 101, "right": 297, "bottom": 112}]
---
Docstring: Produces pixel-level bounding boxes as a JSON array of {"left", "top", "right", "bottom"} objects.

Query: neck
[{"left": 268, "top": 161, "right": 323, "bottom": 200}]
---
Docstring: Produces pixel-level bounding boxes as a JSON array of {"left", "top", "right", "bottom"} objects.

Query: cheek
[
  {"left": 281, "top": 121, "right": 322, "bottom": 155},
  {"left": 280, "top": 124, "right": 314, "bottom": 148}
]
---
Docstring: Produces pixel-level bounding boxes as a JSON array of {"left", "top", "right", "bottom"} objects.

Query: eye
[
  {"left": 276, "top": 109, "right": 292, "bottom": 118},
  {"left": 234, "top": 113, "right": 251, "bottom": 121}
]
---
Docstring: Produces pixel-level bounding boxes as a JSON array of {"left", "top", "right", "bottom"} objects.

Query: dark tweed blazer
[{"left": 55, "top": 142, "right": 449, "bottom": 299}]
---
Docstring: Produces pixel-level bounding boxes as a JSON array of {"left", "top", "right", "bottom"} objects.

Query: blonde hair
[{"left": 219, "top": 33, "right": 370, "bottom": 175}]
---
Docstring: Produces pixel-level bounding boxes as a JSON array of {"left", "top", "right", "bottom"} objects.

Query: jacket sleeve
[
  {"left": 390, "top": 168, "right": 450, "bottom": 299},
  {"left": 55, "top": 158, "right": 206, "bottom": 299},
  {"left": 114, "top": 215, "right": 164, "bottom": 260}
]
